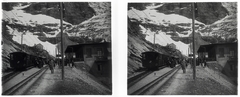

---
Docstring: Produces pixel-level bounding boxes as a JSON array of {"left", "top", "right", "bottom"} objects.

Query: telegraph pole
[
  {"left": 21, "top": 32, "right": 24, "bottom": 51},
  {"left": 192, "top": 3, "right": 196, "bottom": 80},
  {"left": 60, "top": 2, "right": 64, "bottom": 80},
  {"left": 153, "top": 33, "right": 156, "bottom": 50},
  {"left": 21, "top": 30, "right": 26, "bottom": 52}
]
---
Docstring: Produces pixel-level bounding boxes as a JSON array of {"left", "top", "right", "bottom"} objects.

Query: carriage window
[
  {"left": 219, "top": 48, "right": 224, "bottom": 57},
  {"left": 142, "top": 54, "right": 145, "bottom": 59},
  {"left": 86, "top": 48, "right": 92, "bottom": 58},
  {"left": 10, "top": 54, "right": 13, "bottom": 60},
  {"left": 159, "top": 55, "right": 162, "bottom": 60}
]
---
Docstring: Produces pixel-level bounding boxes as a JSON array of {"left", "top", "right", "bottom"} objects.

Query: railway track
[
  {"left": 2, "top": 66, "right": 48, "bottom": 95},
  {"left": 2, "top": 71, "right": 21, "bottom": 85},
  {"left": 129, "top": 65, "right": 180, "bottom": 95},
  {"left": 128, "top": 66, "right": 166, "bottom": 89},
  {"left": 2, "top": 66, "right": 35, "bottom": 85}
]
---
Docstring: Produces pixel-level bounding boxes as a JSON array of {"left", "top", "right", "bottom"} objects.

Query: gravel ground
[
  {"left": 157, "top": 65, "right": 237, "bottom": 95},
  {"left": 25, "top": 66, "right": 111, "bottom": 95}
]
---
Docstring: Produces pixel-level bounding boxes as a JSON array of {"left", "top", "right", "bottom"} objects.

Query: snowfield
[
  {"left": 8, "top": 27, "right": 57, "bottom": 56},
  {"left": 128, "top": 7, "right": 204, "bottom": 25},
  {"left": 140, "top": 25, "right": 189, "bottom": 55},
  {"left": 2, "top": 5, "right": 76, "bottom": 56},
  {"left": 128, "top": 4, "right": 195, "bottom": 55},
  {"left": 6, "top": 25, "right": 56, "bottom": 56},
  {"left": 4, "top": 5, "right": 71, "bottom": 26}
]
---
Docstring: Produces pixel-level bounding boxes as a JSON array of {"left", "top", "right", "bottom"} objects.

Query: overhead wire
[
  {"left": 9, "top": 10, "right": 38, "bottom": 46},
  {"left": 130, "top": 10, "right": 143, "bottom": 20},
  {"left": 10, "top": 11, "right": 24, "bottom": 24},
  {"left": 142, "top": 10, "right": 171, "bottom": 44},
  {"left": 130, "top": 8, "right": 172, "bottom": 46},
  {"left": 3, "top": 11, "right": 17, "bottom": 35},
  {"left": 11, "top": 10, "right": 41, "bottom": 44},
  {"left": 3, "top": 12, "right": 12, "bottom": 21}
]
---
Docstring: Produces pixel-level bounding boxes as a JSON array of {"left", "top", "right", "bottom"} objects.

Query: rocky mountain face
[
  {"left": 67, "top": 2, "right": 111, "bottom": 42},
  {"left": 155, "top": 3, "right": 229, "bottom": 25},
  {"left": 127, "top": 2, "right": 237, "bottom": 76},
  {"left": 22, "top": 2, "right": 96, "bottom": 25},
  {"left": 199, "top": 2, "right": 237, "bottom": 43}
]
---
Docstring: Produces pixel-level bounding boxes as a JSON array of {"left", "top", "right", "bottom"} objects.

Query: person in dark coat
[
  {"left": 180, "top": 59, "right": 186, "bottom": 73},
  {"left": 203, "top": 58, "right": 207, "bottom": 67},
  {"left": 48, "top": 59, "right": 54, "bottom": 74},
  {"left": 71, "top": 58, "right": 75, "bottom": 68}
]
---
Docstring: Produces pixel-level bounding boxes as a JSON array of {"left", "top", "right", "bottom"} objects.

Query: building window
[
  {"left": 204, "top": 52, "right": 208, "bottom": 58},
  {"left": 219, "top": 48, "right": 224, "bottom": 57},
  {"left": 86, "top": 48, "right": 92, "bottom": 58},
  {"left": 97, "top": 64, "right": 102, "bottom": 71},
  {"left": 229, "top": 48, "right": 235, "bottom": 57},
  {"left": 97, "top": 48, "right": 103, "bottom": 56}
]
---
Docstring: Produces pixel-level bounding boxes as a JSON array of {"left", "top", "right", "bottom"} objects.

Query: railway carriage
[
  {"left": 10, "top": 52, "right": 30, "bottom": 70},
  {"left": 141, "top": 51, "right": 164, "bottom": 70},
  {"left": 9, "top": 52, "right": 45, "bottom": 70},
  {"left": 141, "top": 51, "right": 178, "bottom": 70}
]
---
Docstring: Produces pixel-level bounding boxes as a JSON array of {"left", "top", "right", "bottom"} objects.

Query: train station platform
[
  {"left": 157, "top": 65, "right": 237, "bottom": 95},
  {"left": 24, "top": 66, "right": 111, "bottom": 95}
]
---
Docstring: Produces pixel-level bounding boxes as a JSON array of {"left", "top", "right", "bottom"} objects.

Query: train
[
  {"left": 9, "top": 52, "right": 46, "bottom": 70},
  {"left": 141, "top": 51, "right": 178, "bottom": 70}
]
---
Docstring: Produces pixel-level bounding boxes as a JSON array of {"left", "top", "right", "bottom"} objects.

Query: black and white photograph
[
  {"left": 2, "top": 2, "right": 112, "bottom": 95},
  {"left": 127, "top": 2, "right": 237, "bottom": 95}
]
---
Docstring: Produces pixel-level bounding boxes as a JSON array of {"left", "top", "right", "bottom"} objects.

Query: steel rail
[
  {"left": 2, "top": 66, "right": 48, "bottom": 95},
  {"left": 130, "top": 65, "right": 180, "bottom": 95}
]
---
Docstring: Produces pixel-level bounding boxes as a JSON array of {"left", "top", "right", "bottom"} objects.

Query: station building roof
[
  {"left": 197, "top": 42, "right": 237, "bottom": 52},
  {"left": 65, "top": 42, "right": 111, "bottom": 53}
]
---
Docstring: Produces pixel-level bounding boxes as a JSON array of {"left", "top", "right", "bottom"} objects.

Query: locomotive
[
  {"left": 141, "top": 51, "right": 178, "bottom": 70},
  {"left": 9, "top": 52, "right": 46, "bottom": 70}
]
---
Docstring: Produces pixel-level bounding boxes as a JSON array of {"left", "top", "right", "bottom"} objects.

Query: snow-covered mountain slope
[
  {"left": 89, "top": 2, "right": 111, "bottom": 15},
  {"left": 200, "top": 14, "right": 237, "bottom": 42},
  {"left": 128, "top": 5, "right": 202, "bottom": 55},
  {"left": 2, "top": 2, "right": 111, "bottom": 56},
  {"left": 139, "top": 25, "right": 189, "bottom": 55},
  {"left": 2, "top": 5, "right": 68, "bottom": 56},
  {"left": 7, "top": 26, "right": 57, "bottom": 55},
  {"left": 2, "top": 2, "right": 111, "bottom": 72}
]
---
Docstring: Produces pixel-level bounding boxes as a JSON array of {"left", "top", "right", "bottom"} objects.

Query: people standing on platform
[
  {"left": 196, "top": 57, "right": 199, "bottom": 66},
  {"left": 180, "top": 59, "right": 186, "bottom": 73},
  {"left": 71, "top": 58, "right": 75, "bottom": 68},
  {"left": 48, "top": 59, "right": 54, "bottom": 74},
  {"left": 186, "top": 58, "right": 189, "bottom": 67},
  {"left": 203, "top": 58, "right": 207, "bottom": 68}
]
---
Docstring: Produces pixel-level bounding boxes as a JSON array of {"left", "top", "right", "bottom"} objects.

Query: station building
[
  {"left": 197, "top": 42, "right": 238, "bottom": 80},
  {"left": 198, "top": 42, "right": 237, "bottom": 66},
  {"left": 65, "top": 42, "right": 111, "bottom": 87}
]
